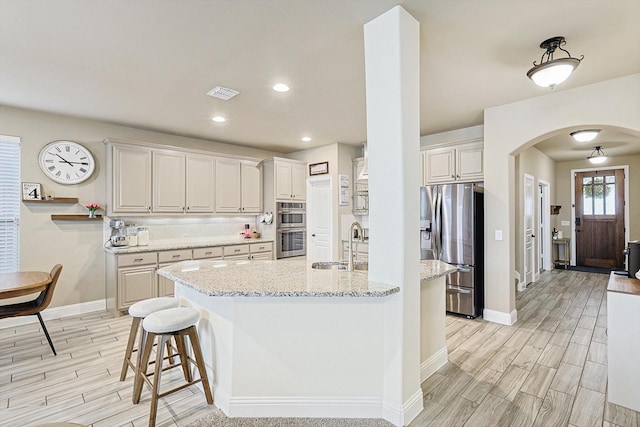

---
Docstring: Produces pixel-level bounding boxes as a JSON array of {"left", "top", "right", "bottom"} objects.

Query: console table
[{"left": 552, "top": 238, "right": 570, "bottom": 269}]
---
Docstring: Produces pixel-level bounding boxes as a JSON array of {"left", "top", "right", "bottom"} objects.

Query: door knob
[
  {"left": 531, "top": 234, "right": 535, "bottom": 238},
  {"left": 311, "top": 234, "right": 316, "bottom": 237}
]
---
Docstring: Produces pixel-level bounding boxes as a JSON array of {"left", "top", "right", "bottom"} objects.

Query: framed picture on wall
[
  {"left": 309, "top": 162, "right": 329, "bottom": 175},
  {"left": 22, "top": 182, "right": 42, "bottom": 200}
]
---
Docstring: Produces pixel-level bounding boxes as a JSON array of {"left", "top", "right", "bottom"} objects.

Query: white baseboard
[
  {"left": 420, "top": 346, "right": 448, "bottom": 382},
  {"left": 483, "top": 308, "right": 518, "bottom": 326},
  {"left": 222, "top": 394, "right": 383, "bottom": 419},
  {"left": 0, "top": 299, "right": 106, "bottom": 329}
]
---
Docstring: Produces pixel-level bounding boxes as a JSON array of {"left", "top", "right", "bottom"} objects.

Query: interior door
[
  {"left": 308, "top": 177, "right": 332, "bottom": 261},
  {"left": 524, "top": 174, "right": 534, "bottom": 285},
  {"left": 575, "top": 169, "right": 625, "bottom": 268}
]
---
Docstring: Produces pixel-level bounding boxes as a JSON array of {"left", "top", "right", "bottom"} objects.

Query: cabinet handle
[
  {"left": 148, "top": 206, "right": 151, "bottom": 212},
  {"left": 234, "top": 249, "right": 240, "bottom": 252},
  {"left": 451, "top": 175, "right": 455, "bottom": 178},
  {"left": 134, "top": 258, "right": 144, "bottom": 263},
  {"left": 205, "top": 251, "right": 212, "bottom": 255},
  {"left": 172, "top": 255, "right": 181, "bottom": 259},
  {"left": 457, "top": 174, "right": 460, "bottom": 179}
]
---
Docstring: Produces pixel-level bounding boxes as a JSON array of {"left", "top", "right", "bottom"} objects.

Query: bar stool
[
  {"left": 119, "top": 297, "right": 180, "bottom": 381},
  {"left": 133, "top": 307, "right": 213, "bottom": 427}
]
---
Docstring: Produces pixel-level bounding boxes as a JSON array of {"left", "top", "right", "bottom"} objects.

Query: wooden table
[
  {"left": 0, "top": 271, "right": 51, "bottom": 299},
  {"left": 552, "top": 238, "right": 571, "bottom": 269}
]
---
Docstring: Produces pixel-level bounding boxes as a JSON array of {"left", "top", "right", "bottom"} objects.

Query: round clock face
[{"left": 39, "top": 141, "right": 96, "bottom": 184}]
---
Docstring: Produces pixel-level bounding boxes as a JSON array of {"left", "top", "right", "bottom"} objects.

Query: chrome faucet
[{"left": 348, "top": 221, "right": 364, "bottom": 271}]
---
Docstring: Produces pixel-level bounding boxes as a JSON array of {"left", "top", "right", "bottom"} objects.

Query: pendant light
[
  {"left": 527, "top": 36, "right": 583, "bottom": 88},
  {"left": 570, "top": 129, "right": 600, "bottom": 143},
  {"left": 587, "top": 146, "right": 607, "bottom": 164}
]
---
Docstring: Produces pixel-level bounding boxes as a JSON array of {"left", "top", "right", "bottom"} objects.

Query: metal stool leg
[{"left": 37, "top": 313, "right": 56, "bottom": 356}]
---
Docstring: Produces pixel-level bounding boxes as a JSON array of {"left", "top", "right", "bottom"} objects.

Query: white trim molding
[
  {"left": 483, "top": 308, "right": 518, "bottom": 326},
  {"left": 382, "top": 388, "right": 424, "bottom": 427},
  {"left": 420, "top": 346, "right": 448, "bottom": 382},
  {"left": 0, "top": 299, "right": 106, "bottom": 329}
]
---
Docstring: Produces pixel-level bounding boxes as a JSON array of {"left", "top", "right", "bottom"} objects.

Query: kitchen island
[{"left": 158, "top": 259, "right": 455, "bottom": 421}]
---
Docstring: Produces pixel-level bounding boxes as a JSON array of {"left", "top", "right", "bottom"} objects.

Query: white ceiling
[{"left": 1, "top": 0, "right": 639, "bottom": 158}]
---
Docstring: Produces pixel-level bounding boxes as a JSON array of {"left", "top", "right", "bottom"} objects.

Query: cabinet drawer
[
  {"left": 117, "top": 252, "right": 157, "bottom": 268},
  {"left": 193, "top": 246, "right": 223, "bottom": 259},
  {"left": 158, "top": 249, "right": 193, "bottom": 263},
  {"left": 224, "top": 244, "right": 249, "bottom": 257},
  {"left": 251, "top": 252, "right": 273, "bottom": 260},
  {"left": 250, "top": 242, "right": 273, "bottom": 254}
]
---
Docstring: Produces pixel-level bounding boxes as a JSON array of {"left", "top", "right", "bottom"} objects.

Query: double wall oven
[{"left": 276, "top": 202, "right": 306, "bottom": 258}]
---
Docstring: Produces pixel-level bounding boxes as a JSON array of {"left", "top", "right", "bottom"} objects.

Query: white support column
[{"left": 364, "top": 6, "right": 422, "bottom": 426}]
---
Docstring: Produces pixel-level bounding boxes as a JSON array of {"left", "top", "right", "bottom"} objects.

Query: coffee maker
[{"left": 109, "top": 219, "right": 129, "bottom": 247}]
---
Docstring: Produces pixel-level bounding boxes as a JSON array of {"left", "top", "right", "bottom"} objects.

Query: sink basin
[{"left": 311, "top": 261, "right": 368, "bottom": 271}]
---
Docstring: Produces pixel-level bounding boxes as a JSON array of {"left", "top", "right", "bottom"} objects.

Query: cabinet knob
[{"left": 451, "top": 175, "right": 455, "bottom": 178}]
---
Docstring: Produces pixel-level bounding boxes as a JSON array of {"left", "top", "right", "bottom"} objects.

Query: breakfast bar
[{"left": 157, "top": 259, "right": 455, "bottom": 420}]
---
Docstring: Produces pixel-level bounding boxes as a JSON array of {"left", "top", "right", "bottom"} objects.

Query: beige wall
[
  {"left": 484, "top": 73, "right": 640, "bottom": 322},
  {"left": 514, "top": 146, "right": 556, "bottom": 281},
  {"left": 555, "top": 154, "right": 640, "bottom": 243},
  {"left": 288, "top": 142, "right": 361, "bottom": 258},
  {"left": 0, "top": 105, "right": 281, "bottom": 309}
]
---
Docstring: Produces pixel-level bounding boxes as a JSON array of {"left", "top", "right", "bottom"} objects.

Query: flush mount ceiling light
[
  {"left": 273, "top": 83, "right": 290, "bottom": 92},
  {"left": 212, "top": 116, "right": 227, "bottom": 123},
  {"left": 570, "top": 129, "right": 601, "bottom": 142},
  {"left": 587, "top": 146, "right": 607, "bottom": 164},
  {"left": 527, "top": 36, "right": 583, "bottom": 88},
  {"left": 206, "top": 86, "right": 240, "bottom": 100}
]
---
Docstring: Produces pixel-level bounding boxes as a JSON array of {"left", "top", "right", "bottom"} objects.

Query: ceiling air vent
[{"left": 206, "top": 86, "right": 240, "bottom": 101}]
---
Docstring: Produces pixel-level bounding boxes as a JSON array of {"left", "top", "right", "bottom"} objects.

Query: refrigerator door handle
[
  {"left": 457, "top": 267, "right": 472, "bottom": 273},
  {"left": 434, "top": 191, "right": 442, "bottom": 259},
  {"left": 446, "top": 285, "right": 472, "bottom": 294}
]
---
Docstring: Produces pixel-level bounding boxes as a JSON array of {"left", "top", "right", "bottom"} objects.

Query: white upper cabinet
[
  {"left": 275, "top": 159, "right": 306, "bottom": 201},
  {"left": 153, "top": 151, "right": 186, "bottom": 213},
  {"left": 111, "top": 144, "right": 152, "bottom": 214},
  {"left": 423, "top": 140, "right": 483, "bottom": 185},
  {"left": 241, "top": 160, "right": 263, "bottom": 213},
  {"left": 215, "top": 157, "right": 263, "bottom": 213},
  {"left": 186, "top": 154, "right": 215, "bottom": 213}
]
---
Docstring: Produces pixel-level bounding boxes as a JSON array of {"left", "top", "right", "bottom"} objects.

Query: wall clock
[{"left": 38, "top": 140, "right": 96, "bottom": 184}]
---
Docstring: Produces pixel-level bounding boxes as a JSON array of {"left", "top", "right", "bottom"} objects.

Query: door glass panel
[{"left": 583, "top": 174, "right": 616, "bottom": 216}]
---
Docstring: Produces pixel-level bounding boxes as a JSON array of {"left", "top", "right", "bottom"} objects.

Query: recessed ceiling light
[
  {"left": 212, "top": 116, "right": 226, "bottom": 123},
  {"left": 273, "top": 83, "right": 290, "bottom": 92},
  {"left": 301, "top": 137, "right": 312, "bottom": 142},
  {"left": 206, "top": 86, "right": 240, "bottom": 100}
]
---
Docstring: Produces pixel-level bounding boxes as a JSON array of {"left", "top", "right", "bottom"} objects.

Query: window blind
[{"left": 0, "top": 135, "right": 20, "bottom": 273}]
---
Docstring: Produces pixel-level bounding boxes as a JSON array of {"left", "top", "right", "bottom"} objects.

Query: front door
[{"left": 574, "top": 169, "right": 625, "bottom": 268}]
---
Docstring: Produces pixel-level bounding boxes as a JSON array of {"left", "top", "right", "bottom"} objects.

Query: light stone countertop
[
  {"left": 103, "top": 237, "right": 274, "bottom": 254},
  {"left": 157, "top": 259, "right": 455, "bottom": 298}
]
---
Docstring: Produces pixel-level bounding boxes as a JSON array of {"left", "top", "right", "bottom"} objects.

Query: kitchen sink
[{"left": 311, "top": 261, "right": 368, "bottom": 271}]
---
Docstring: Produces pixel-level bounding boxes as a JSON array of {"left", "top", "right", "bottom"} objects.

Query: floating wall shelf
[
  {"left": 23, "top": 198, "right": 79, "bottom": 204},
  {"left": 550, "top": 205, "right": 562, "bottom": 215},
  {"left": 51, "top": 214, "right": 103, "bottom": 221}
]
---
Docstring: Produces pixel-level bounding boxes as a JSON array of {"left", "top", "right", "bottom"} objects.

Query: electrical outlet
[{"left": 495, "top": 230, "right": 503, "bottom": 241}]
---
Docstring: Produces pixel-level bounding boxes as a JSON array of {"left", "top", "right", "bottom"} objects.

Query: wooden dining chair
[{"left": 0, "top": 264, "right": 63, "bottom": 355}]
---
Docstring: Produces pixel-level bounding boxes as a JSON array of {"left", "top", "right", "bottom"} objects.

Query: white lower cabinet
[
  {"left": 117, "top": 265, "right": 157, "bottom": 309},
  {"left": 108, "top": 241, "right": 274, "bottom": 315}
]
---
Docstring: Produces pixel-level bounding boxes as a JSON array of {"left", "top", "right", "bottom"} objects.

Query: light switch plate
[
  {"left": 561, "top": 220, "right": 570, "bottom": 226},
  {"left": 495, "top": 230, "right": 503, "bottom": 241}
]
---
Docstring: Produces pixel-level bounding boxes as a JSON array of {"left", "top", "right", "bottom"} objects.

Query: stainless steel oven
[
  {"left": 276, "top": 228, "right": 306, "bottom": 258},
  {"left": 276, "top": 202, "right": 306, "bottom": 229}
]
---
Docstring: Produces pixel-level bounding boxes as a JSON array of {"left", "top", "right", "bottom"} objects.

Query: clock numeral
[
  {"left": 79, "top": 168, "right": 87, "bottom": 173},
  {"left": 45, "top": 159, "right": 53, "bottom": 163},
  {"left": 75, "top": 150, "right": 80, "bottom": 155},
  {"left": 55, "top": 171, "right": 62, "bottom": 177},
  {"left": 66, "top": 173, "right": 70, "bottom": 180},
  {"left": 75, "top": 172, "right": 80, "bottom": 177},
  {"left": 48, "top": 166, "right": 56, "bottom": 171},
  {"left": 55, "top": 146, "right": 61, "bottom": 152},
  {"left": 80, "top": 156, "right": 87, "bottom": 160},
  {"left": 65, "top": 145, "right": 70, "bottom": 152}
]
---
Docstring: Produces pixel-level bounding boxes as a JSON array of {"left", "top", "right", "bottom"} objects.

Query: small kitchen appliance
[
  {"left": 625, "top": 240, "right": 640, "bottom": 279},
  {"left": 109, "top": 219, "right": 129, "bottom": 247}
]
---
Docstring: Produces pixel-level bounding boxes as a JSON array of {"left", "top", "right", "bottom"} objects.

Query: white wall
[
  {"left": 484, "top": 73, "right": 640, "bottom": 324},
  {"left": 0, "top": 105, "right": 281, "bottom": 308}
]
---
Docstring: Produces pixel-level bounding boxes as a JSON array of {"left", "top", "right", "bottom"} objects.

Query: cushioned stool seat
[
  {"left": 120, "top": 297, "right": 180, "bottom": 381},
  {"left": 133, "top": 307, "right": 213, "bottom": 427}
]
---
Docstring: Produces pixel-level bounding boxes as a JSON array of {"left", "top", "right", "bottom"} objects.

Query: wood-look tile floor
[{"left": 1, "top": 269, "right": 638, "bottom": 427}]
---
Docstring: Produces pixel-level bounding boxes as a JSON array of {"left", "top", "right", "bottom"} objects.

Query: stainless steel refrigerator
[{"left": 420, "top": 183, "right": 484, "bottom": 318}]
